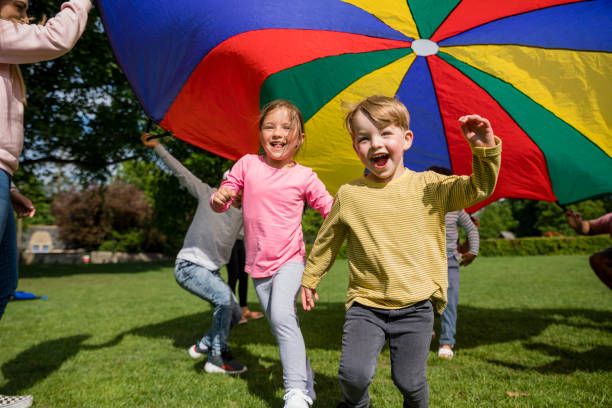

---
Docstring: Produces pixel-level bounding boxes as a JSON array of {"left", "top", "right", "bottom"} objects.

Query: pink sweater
[
  {"left": 0, "top": 0, "right": 90, "bottom": 176},
  {"left": 215, "top": 154, "right": 334, "bottom": 278}
]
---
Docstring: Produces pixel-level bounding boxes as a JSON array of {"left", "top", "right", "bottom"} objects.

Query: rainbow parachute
[{"left": 97, "top": 0, "right": 612, "bottom": 210}]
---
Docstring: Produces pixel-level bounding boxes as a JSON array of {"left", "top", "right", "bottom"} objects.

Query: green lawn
[{"left": 1, "top": 255, "right": 610, "bottom": 407}]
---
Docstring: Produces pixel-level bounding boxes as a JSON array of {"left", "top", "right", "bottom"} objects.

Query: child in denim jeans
[{"left": 142, "top": 134, "right": 246, "bottom": 374}]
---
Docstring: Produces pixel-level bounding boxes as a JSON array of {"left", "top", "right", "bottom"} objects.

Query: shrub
[{"left": 479, "top": 235, "right": 612, "bottom": 257}]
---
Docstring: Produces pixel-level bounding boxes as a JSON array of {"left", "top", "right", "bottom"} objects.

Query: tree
[
  {"left": 119, "top": 137, "right": 232, "bottom": 253},
  {"left": 476, "top": 200, "right": 518, "bottom": 239},
  {"left": 15, "top": 1, "right": 148, "bottom": 186},
  {"left": 50, "top": 182, "right": 163, "bottom": 252}
]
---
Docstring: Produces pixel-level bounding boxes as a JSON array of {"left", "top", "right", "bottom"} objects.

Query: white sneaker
[
  {"left": 283, "top": 388, "right": 313, "bottom": 408},
  {"left": 188, "top": 343, "right": 208, "bottom": 359},
  {"left": 0, "top": 394, "right": 33, "bottom": 408}
]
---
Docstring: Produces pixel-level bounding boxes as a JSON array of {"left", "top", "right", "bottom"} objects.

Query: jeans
[
  {"left": 252, "top": 262, "right": 312, "bottom": 391},
  {"left": 0, "top": 170, "right": 17, "bottom": 320},
  {"left": 338, "top": 300, "right": 433, "bottom": 408},
  {"left": 440, "top": 256, "right": 459, "bottom": 346},
  {"left": 174, "top": 259, "right": 242, "bottom": 355}
]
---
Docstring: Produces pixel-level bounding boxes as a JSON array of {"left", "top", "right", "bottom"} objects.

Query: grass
[{"left": 1, "top": 255, "right": 611, "bottom": 407}]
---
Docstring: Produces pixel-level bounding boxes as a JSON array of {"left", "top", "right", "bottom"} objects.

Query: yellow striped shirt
[{"left": 302, "top": 138, "right": 501, "bottom": 314}]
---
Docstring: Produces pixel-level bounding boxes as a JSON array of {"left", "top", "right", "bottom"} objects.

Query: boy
[{"left": 300, "top": 95, "right": 501, "bottom": 407}]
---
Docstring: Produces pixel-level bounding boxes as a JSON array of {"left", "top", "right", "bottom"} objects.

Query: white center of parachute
[{"left": 411, "top": 39, "right": 439, "bottom": 56}]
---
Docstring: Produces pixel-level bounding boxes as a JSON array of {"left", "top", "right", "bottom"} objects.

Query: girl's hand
[
  {"left": 300, "top": 286, "right": 319, "bottom": 311},
  {"left": 141, "top": 133, "right": 159, "bottom": 148},
  {"left": 459, "top": 114, "right": 496, "bottom": 147},
  {"left": 211, "top": 186, "right": 236, "bottom": 212}
]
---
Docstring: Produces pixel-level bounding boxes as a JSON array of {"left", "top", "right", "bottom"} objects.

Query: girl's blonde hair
[
  {"left": 344, "top": 95, "right": 411, "bottom": 137},
  {"left": 259, "top": 99, "right": 305, "bottom": 154}
]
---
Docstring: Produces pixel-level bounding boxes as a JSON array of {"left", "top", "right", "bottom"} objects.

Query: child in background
[
  {"left": 301, "top": 95, "right": 501, "bottom": 408},
  {"left": 211, "top": 100, "right": 333, "bottom": 408},
  {"left": 225, "top": 204, "right": 264, "bottom": 323},
  {"left": 428, "top": 167, "right": 481, "bottom": 360},
  {"left": 141, "top": 134, "right": 247, "bottom": 374},
  {"left": 1, "top": 1, "right": 90, "bottom": 406}
]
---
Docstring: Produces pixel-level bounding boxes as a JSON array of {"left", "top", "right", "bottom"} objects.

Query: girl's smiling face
[
  {"left": 260, "top": 107, "right": 304, "bottom": 169},
  {"left": 0, "top": 0, "right": 28, "bottom": 22}
]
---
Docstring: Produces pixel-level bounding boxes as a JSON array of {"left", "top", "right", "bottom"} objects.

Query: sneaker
[
  {"left": 204, "top": 353, "right": 247, "bottom": 374},
  {"left": 283, "top": 388, "right": 313, "bottom": 408},
  {"left": 0, "top": 394, "right": 33, "bottom": 408},
  {"left": 188, "top": 343, "right": 208, "bottom": 359}
]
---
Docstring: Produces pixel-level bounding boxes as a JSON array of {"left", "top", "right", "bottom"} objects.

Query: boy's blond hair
[{"left": 344, "top": 95, "right": 411, "bottom": 137}]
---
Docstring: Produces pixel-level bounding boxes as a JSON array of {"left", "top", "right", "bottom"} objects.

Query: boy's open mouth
[{"left": 371, "top": 153, "right": 389, "bottom": 169}]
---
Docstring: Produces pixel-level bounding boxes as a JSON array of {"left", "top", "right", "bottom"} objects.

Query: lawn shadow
[
  {"left": 0, "top": 334, "right": 123, "bottom": 395},
  {"left": 433, "top": 305, "right": 612, "bottom": 374},
  {"left": 19, "top": 261, "right": 173, "bottom": 279}
]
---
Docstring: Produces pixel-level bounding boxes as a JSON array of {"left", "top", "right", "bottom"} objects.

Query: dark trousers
[
  {"left": 338, "top": 300, "right": 433, "bottom": 408},
  {"left": 226, "top": 239, "right": 248, "bottom": 307}
]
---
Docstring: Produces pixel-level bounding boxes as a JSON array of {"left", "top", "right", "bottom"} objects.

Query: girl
[
  {"left": 1, "top": 1, "right": 90, "bottom": 406},
  {"left": 211, "top": 100, "right": 333, "bottom": 408}
]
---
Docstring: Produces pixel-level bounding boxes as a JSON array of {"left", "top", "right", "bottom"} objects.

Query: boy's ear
[{"left": 403, "top": 130, "right": 414, "bottom": 151}]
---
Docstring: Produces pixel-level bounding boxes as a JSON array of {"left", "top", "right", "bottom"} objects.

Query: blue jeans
[
  {"left": 440, "top": 256, "right": 459, "bottom": 346},
  {"left": 174, "top": 259, "right": 242, "bottom": 355},
  {"left": 0, "top": 170, "right": 17, "bottom": 320},
  {"left": 338, "top": 300, "right": 433, "bottom": 408}
]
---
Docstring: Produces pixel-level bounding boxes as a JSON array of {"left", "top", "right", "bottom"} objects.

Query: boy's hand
[
  {"left": 211, "top": 186, "right": 236, "bottom": 212},
  {"left": 141, "top": 133, "right": 159, "bottom": 148},
  {"left": 459, "top": 114, "right": 496, "bottom": 147},
  {"left": 301, "top": 286, "right": 319, "bottom": 311}
]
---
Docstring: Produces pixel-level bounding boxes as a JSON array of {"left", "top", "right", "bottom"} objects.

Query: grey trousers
[
  {"left": 338, "top": 300, "right": 434, "bottom": 408},
  {"left": 253, "top": 262, "right": 312, "bottom": 391}
]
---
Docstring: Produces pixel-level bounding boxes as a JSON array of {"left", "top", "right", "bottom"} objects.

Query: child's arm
[
  {"left": 301, "top": 195, "right": 348, "bottom": 310},
  {"left": 434, "top": 115, "right": 501, "bottom": 212},
  {"left": 141, "top": 133, "right": 208, "bottom": 199},
  {"left": 304, "top": 171, "right": 334, "bottom": 218},
  {"left": 457, "top": 210, "right": 479, "bottom": 266},
  {"left": 0, "top": 0, "right": 90, "bottom": 65}
]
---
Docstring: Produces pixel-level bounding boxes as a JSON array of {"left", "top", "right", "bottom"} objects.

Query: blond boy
[{"left": 300, "top": 95, "right": 501, "bottom": 408}]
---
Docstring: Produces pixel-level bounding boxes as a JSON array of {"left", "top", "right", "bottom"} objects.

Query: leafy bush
[
  {"left": 51, "top": 182, "right": 164, "bottom": 252},
  {"left": 479, "top": 235, "right": 612, "bottom": 257}
]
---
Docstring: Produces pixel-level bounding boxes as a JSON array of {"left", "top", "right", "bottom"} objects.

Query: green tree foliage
[
  {"left": 15, "top": 1, "right": 147, "bottom": 186},
  {"left": 476, "top": 200, "right": 518, "bottom": 239}
]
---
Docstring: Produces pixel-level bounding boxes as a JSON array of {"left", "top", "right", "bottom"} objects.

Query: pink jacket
[
  {"left": 0, "top": 0, "right": 90, "bottom": 175},
  {"left": 213, "top": 154, "right": 334, "bottom": 278}
]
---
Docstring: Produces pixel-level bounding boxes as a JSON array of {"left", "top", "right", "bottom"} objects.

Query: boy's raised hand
[
  {"left": 211, "top": 186, "right": 236, "bottom": 212},
  {"left": 459, "top": 114, "right": 496, "bottom": 147},
  {"left": 300, "top": 286, "right": 319, "bottom": 311},
  {"left": 141, "top": 133, "right": 159, "bottom": 148}
]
